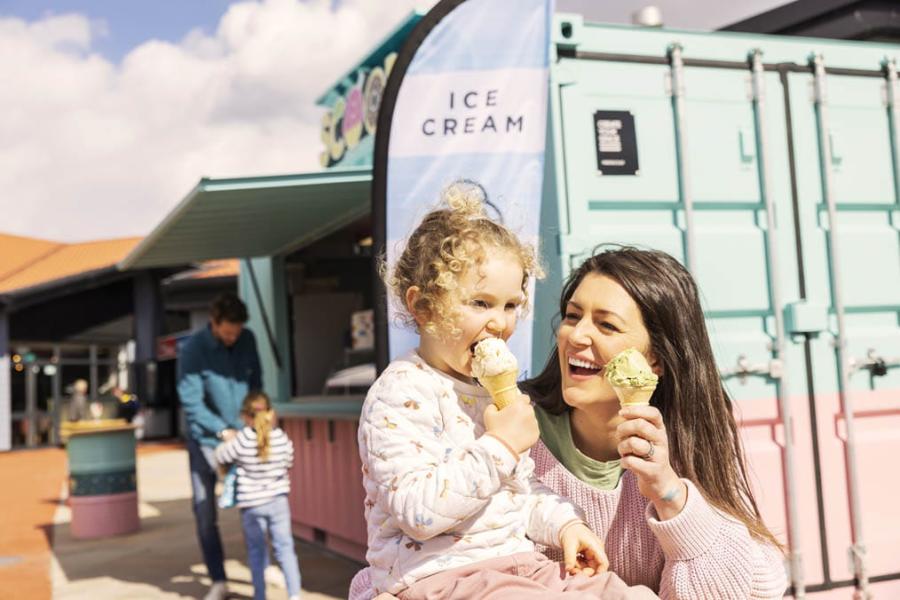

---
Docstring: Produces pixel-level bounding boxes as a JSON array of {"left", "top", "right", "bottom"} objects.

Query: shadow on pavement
[{"left": 51, "top": 496, "right": 363, "bottom": 599}]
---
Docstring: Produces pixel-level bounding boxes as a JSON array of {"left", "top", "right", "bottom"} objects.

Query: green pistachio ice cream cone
[{"left": 604, "top": 348, "right": 658, "bottom": 406}]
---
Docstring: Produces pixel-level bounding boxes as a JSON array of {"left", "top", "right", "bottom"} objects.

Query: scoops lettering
[{"left": 320, "top": 52, "right": 396, "bottom": 167}]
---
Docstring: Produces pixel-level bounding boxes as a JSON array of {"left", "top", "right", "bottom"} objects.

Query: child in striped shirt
[{"left": 215, "top": 391, "right": 301, "bottom": 600}]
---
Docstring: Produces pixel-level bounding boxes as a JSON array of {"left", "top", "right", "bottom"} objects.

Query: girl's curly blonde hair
[{"left": 384, "top": 180, "right": 542, "bottom": 338}]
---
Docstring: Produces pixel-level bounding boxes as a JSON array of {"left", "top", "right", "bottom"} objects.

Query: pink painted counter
[{"left": 279, "top": 398, "right": 367, "bottom": 563}]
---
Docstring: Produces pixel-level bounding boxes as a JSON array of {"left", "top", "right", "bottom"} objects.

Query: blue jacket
[{"left": 177, "top": 325, "right": 263, "bottom": 447}]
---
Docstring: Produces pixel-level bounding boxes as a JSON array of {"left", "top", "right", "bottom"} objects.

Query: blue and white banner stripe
[{"left": 374, "top": 0, "right": 555, "bottom": 377}]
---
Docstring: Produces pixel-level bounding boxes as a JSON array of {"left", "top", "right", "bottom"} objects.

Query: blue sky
[
  {"left": 0, "top": 0, "right": 241, "bottom": 61},
  {"left": 0, "top": 0, "right": 425, "bottom": 241}
]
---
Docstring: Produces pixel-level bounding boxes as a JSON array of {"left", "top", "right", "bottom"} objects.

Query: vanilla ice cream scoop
[
  {"left": 471, "top": 338, "right": 519, "bottom": 410},
  {"left": 471, "top": 337, "right": 518, "bottom": 379}
]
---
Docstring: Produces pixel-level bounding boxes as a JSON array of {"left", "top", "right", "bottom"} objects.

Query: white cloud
[{"left": 0, "top": 0, "right": 429, "bottom": 242}]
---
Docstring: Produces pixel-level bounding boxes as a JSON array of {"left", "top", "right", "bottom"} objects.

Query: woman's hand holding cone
[{"left": 616, "top": 404, "right": 687, "bottom": 519}]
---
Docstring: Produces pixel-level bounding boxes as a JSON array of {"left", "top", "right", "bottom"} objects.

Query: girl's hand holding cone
[{"left": 483, "top": 393, "right": 539, "bottom": 455}]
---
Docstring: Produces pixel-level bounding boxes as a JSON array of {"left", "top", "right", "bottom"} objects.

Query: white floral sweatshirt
[{"left": 358, "top": 352, "right": 585, "bottom": 595}]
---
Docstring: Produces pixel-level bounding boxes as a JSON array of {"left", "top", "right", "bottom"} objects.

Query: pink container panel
[
  {"left": 736, "top": 397, "right": 789, "bottom": 539},
  {"left": 285, "top": 416, "right": 367, "bottom": 557},
  {"left": 292, "top": 522, "right": 316, "bottom": 544},
  {"left": 70, "top": 491, "right": 139, "bottom": 539},
  {"left": 817, "top": 388, "right": 900, "bottom": 581},
  {"left": 289, "top": 418, "right": 332, "bottom": 530},
  {"left": 736, "top": 391, "right": 827, "bottom": 585},
  {"left": 787, "top": 578, "right": 900, "bottom": 599},
  {"left": 736, "top": 386, "right": 900, "bottom": 597},
  {"left": 322, "top": 420, "right": 366, "bottom": 546},
  {"left": 284, "top": 419, "right": 307, "bottom": 526}
]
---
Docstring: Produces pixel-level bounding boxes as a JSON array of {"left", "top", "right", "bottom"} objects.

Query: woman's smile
[{"left": 565, "top": 354, "right": 604, "bottom": 380}]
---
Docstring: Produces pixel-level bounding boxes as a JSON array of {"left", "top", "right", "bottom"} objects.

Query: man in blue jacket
[{"left": 177, "top": 292, "right": 262, "bottom": 600}]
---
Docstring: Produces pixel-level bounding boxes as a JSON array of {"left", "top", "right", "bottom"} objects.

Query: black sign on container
[{"left": 593, "top": 110, "right": 639, "bottom": 175}]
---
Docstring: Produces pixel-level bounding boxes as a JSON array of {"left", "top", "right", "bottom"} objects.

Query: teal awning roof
[{"left": 120, "top": 168, "right": 372, "bottom": 269}]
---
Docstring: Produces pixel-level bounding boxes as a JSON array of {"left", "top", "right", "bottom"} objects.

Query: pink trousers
[{"left": 397, "top": 552, "right": 658, "bottom": 600}]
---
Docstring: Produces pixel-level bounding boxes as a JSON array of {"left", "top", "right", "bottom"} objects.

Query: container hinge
[
  {"left": 848, "top": 349, "right": 900, "bottom": 377},
  {"left": 720, "top": 354, "right": 783, "bottom": 383}
]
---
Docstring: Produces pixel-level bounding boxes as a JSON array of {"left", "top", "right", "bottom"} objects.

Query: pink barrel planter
[
  {"left": 70, "top": 491, "right": 140, "bottom": 539},
  {"left": 66, "top": 421, "right": 139, "bottom": 539}
]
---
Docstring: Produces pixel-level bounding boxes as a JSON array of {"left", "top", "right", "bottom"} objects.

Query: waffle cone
[
  {"left": 613, "top": 384, "right": 656, "bottom": 407},
  {"left": 479, "top": 370, "right": 520, "bottom": 410}
]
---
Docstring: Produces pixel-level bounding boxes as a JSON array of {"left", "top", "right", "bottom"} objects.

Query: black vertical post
[
  {"left": 132, "top": 271, "right": 163, "bottom": 414},
  {"left": 0, "top": 307, "right": 10, "bottom": 451}
]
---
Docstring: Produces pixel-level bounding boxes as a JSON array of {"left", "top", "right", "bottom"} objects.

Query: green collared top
[{"left": 534, "top": 404, "right": 623, "bottom": 491}]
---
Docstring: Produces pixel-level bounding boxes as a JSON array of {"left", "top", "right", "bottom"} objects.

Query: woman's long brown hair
[
  {"left": 241, "top": 390, "right": 272, "bottom": 461},
  {"left": 523, "top": 246, "right": 782, "bottom": 550}
]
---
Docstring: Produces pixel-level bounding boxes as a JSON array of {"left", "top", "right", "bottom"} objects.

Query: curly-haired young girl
[{"left": 355, "top": 180, "right": 656, "bottom": 599}]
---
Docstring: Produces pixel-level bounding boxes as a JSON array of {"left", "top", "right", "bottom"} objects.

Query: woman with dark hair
[
  {"left": 350, "top": 246, "right": 786, "bottom": 599},
  {"left": 522, "top": 245, "right": 786, "bottom": 598}
]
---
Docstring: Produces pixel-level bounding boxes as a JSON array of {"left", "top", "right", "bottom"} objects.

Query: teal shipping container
[{"left": 534, "top": 14, "right": 900, "bottom": 600}]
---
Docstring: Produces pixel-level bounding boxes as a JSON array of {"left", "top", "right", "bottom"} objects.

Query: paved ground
[
  {"left": 0, "top": 441, "right": 362, "bottom": 600},
  {"left": 0, "top": 444, "right": 67, "bottom": 599}
]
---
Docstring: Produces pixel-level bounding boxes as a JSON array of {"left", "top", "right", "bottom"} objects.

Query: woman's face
[{"left": 556, "top": 273, "right": 657, "bottom": 411}]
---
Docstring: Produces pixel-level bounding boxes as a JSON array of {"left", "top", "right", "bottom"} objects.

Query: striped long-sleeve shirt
[{"left": 214, "top": 426, "right": 294, "bottom": 508}]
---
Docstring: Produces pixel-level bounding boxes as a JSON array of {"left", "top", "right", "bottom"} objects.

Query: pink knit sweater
[
  {"left": 531, "top": 441, "right": 787, "bottom": 599},
  {"left": 349, "top": 440, "right": 788, "bottom": 600}
]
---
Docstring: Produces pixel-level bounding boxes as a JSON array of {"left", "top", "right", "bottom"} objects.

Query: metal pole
[
  {"left": 25, "top": 362, "right": 37, "bottom": 447},
  {"left": 0, "top": 309, "right": 10, "bottom": 451},
  {"left": 50, "top": 346, "right": 61, "bottom": 446},
  {"left": 118, "top": 345, "right": 129, "bottom": 391},
  {"left": 750, "top": 49, "right": 805, "bottom": 599},
  {"left": 810, "top": 53, "right": 870, "bottom": 599},
  {"left": 243, "top": 258, "right": 283, "bottom": 370},
  {"left": 884, "top": 58, "right": 900, "bottom": 207},
  {"left": 667, "top": 43, "right": 698, "bottom": 273},
  {"left": 89, "top": 345, "right": 99, "bottom": 403}
]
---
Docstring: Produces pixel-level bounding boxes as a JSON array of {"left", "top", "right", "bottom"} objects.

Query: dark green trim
[
  {"left": 588, "top": 200, "right": 764, "bottom": 211},
  {"left": 69, "top": 469, "right": 136, "bottom": 496},
  {"left": 277, "top": 398, "right": 364, "bottom": 421}
]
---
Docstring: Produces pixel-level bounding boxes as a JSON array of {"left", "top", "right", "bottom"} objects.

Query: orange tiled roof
[
  {"left": 0, "top": 234, "right": 143, "bottom": 295},
  {"left": 0, "top": 233, "right": 61, "bottom": 282}
]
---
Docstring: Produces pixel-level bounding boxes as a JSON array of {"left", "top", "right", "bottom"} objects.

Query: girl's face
[
  {"left": 556, "top": 273, "right": 658, "bottom": 411},
  {"left": 419, "top": 249, "right": 525, "bottom": 381}
]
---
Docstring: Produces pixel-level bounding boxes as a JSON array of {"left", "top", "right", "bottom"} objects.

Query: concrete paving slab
[{"left": 50, "top": 444, "right": 362, "bottom": 599}]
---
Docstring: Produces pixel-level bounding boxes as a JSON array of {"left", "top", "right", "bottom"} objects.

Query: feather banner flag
[{"left": 373, "top": 0, "right": 555, "bottom": 377}]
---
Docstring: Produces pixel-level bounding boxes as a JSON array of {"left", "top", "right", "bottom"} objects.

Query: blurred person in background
[
  {"left": 67, "top": 379, "right": 89, "bottom": 422},
  {"left": 178, "top": 292, "right": 263, "bottom": 600}
]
